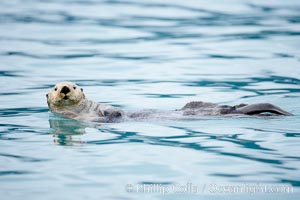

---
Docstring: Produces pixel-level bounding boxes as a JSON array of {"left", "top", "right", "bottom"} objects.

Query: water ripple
[
  {"left": 0, "top": 0, "right": 299, "bottom": 198},
  {"left": 0, "top": 153, "right": 49, "bottom": 162}
]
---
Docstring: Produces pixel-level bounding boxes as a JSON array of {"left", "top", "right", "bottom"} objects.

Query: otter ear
[
  {"left": 81, "top": 88, "right": 83, "bottom": 92},
  {"left": 46, "top": 94, "right": 49, "bottom": 99}
]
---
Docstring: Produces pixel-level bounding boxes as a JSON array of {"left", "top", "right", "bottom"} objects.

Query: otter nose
[{"left": 60, "top": 86, "right": 70, "bottom": 94}]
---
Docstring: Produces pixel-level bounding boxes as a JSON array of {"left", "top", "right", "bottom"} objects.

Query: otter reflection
[{"left": 49, "top": 114, "right": 99, "bottom": 145}]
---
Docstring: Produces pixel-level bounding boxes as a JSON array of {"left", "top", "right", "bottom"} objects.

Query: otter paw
[
  {"left": 103, "top": 109, "right": 122, "bottom": 118},
  {"left": 63, "top": 112, "right": 78, "bottom": 119}
]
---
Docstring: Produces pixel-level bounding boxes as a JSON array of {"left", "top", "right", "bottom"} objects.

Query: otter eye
[
  {"left": 73, "top": 86, "right": 76, "bottom": 90},
  {"left": 81, "top": 88, "right": 83, "bottom": 92},
  {"left": 54, "top": 87, "right": 57, "bottom": 91},
  {"left": 46, "top": 94, "right": 49, "bottom": 98}
]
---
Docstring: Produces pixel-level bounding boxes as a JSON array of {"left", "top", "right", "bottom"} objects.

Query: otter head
[{"left": 46, "top": 82, "right": 85, "bottom": 111}]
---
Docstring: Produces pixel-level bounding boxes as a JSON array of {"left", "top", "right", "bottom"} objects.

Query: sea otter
[{"left": 46, "top": 82, "right": 293, "bottom": 122}]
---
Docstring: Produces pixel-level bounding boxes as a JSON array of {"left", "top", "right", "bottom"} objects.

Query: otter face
[{"left": 46, "top": 82, "right": 85, "bottom": 108}]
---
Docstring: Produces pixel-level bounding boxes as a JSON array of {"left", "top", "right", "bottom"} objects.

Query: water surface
[{"left": 0, "top": 0, "right": 300, "bottom": 199}]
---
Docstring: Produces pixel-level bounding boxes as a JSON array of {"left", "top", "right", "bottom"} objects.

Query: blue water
[{"left": 0, "top": 0, "right": 300, "bottom": 199}]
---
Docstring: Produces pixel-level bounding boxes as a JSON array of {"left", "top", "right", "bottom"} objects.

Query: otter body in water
[{"left": 46, "top": 82, "right": 293, "bottom": 123}]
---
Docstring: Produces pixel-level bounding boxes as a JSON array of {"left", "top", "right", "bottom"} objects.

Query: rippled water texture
[{"left": 0, "top": 0, "right": 300, "bottom": 199}]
